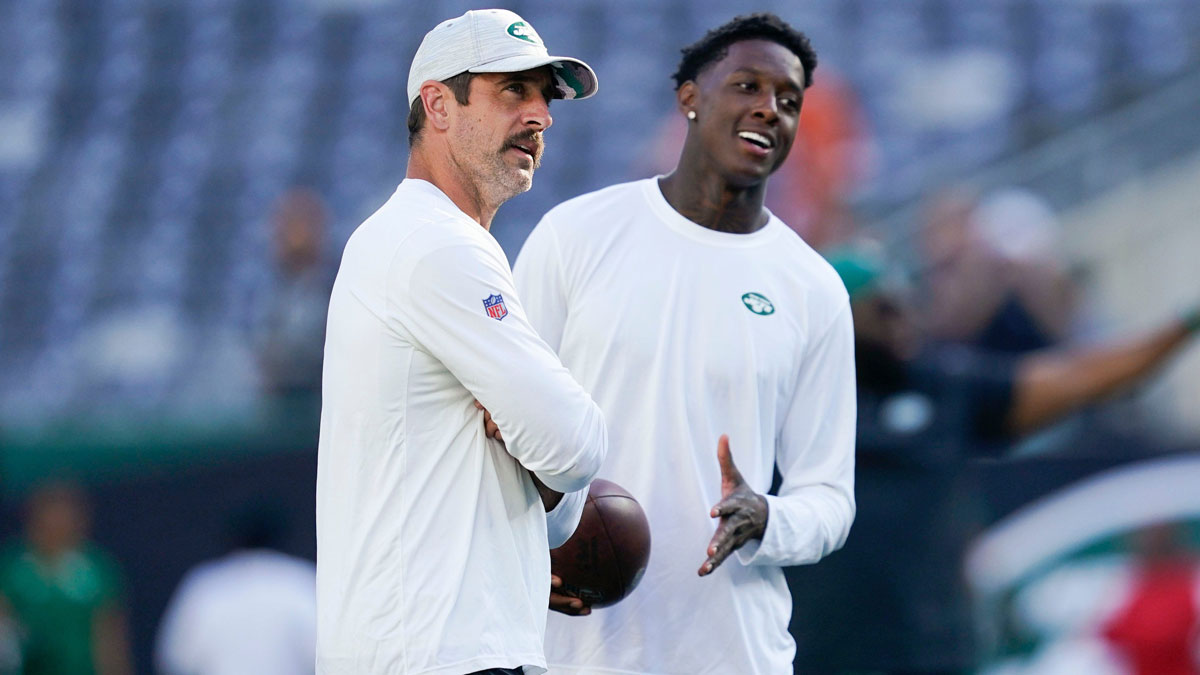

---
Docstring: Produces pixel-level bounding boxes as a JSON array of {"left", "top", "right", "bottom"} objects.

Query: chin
[
  {"left": 722, "top": 165, "right": 771, "bottom": 189},
  {"left": 491, "top": 172, "right": 532, "bottom": 203},
  {"left": 511, "top": 171, "right": 533, "bottom": 195}
]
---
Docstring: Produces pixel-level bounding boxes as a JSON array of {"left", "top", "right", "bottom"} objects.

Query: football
[{"left": 550, "top": 479, "right": 652, "bottom": 608}]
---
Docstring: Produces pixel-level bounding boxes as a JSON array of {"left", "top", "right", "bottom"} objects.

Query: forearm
[
  {"left": 1010, "top": 314, "right": 1198, "bottom": 434},
  {"left": 505, "top": 397, "right": 607, "bottom": 493},
  {"left": 745, "top": 303, "right": 856, "bottom": 566},
  {"left": 401, "top": 243, "right": 607, "bottom": 492}
]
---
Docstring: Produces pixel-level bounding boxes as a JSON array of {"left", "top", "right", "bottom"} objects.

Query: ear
[
  {"left": 676, "top": 81, "right": 698, "bottom": 117},
  {"left": 420, "top": 81, "right": 453, "bottom": 132}
]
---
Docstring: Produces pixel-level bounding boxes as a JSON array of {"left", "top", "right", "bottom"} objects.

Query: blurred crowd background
[{"left": 1, "top": 0, "right": 1199, "bottom": 673}]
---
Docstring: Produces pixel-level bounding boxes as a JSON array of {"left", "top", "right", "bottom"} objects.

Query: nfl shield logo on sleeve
[{"left": 483, "top": 293, "right": 508, "bottom": 321}]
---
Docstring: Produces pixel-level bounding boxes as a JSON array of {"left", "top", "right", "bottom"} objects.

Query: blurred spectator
[
  {"left": 788, "top": 247, "right": 1200, "bottom": 674},
  {"left": 0, "top": 483, "right": 132, "bottom": 675},
  {"left": 635, "top": 67, "right": 873, "bottom": 250},
  {"left": 765, "top": 68, "right": 875, "bottom": 249},
  {"left": 254, "top": 188, "right": 334, "bottom": 412},
  {"left": 1101, "top": 522, "right": 1200, "bottom": 675},
  {"left": 155, "top": 504, "right": 316, "bottom": 675},
  {"left": 990, "top": 520, "right": 1200, "bottom": 675},
  {"left": 919, "top": 187, "right": 1079, "bottom": 354}
]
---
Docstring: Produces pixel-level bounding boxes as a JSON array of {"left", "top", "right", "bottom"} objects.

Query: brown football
[{"left": 550, "top": 478, "right": 651, "bottom": 608}]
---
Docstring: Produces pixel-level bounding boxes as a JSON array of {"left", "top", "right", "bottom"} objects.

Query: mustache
[{"left": 503, "top": 130, "right": 545, "bottom": 166}]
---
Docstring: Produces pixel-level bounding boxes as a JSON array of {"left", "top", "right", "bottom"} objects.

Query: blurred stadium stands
[
  {"left": 2, "top": 0, "right": 1200, "bottom": 439},
  {"left": 4, "top": 2, "right": 1200, "bottom": 673}
]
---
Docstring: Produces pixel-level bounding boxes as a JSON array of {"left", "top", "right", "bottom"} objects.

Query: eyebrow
[
  {"left": 497, "top": 72, "right": 557, "bottom": 101},
  {"left": 730, "top": 67, "right": 802, "bottom": 92}
]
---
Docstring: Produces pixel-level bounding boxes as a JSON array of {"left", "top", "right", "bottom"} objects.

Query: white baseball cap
[{"left": 407, "top": 9, "right": 598, "bottom": 107}]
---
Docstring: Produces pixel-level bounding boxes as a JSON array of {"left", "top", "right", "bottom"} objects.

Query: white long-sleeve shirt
[
  {"left": 316, "top": 179, "right": 607, "bottom": 675},
  {"left": 513, "top": 178, "right": 856, "bottom": 675}
]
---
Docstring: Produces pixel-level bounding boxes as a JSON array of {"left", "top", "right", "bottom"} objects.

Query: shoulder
[
  {"left": 176, "top": 551, "right": 314, "bottom": 591},
  {"left": 257, "top": 550, "right": 317, "bottom": 580},
  {"left": 350, "top": 185, "right": 472, "bottom": 251},
  {"left": 348, "top": 207, "right": 502, "bottom": 290},
  {"left": 766, "top": 221, "right": 850, "bottom": 317},
  {"left": 538, "top": 179, "right": 651, "bottom": 234},
  {"left": 82, "top": 545, "right": 124, "bottom": 578},
  {"left": 346, "top": 180, "right": 486, "bottom": 254},
  {"left": 521, "top": 180, "right": 653, "bottom": 267}
]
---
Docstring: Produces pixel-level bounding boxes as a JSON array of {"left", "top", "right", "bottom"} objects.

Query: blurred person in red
[
  {"left": 254, "top": 187, "right": 334, "bottom": 409},
  {"left": 919, "top": 186, "right": 1079, "bottom": 355},
  {"left": 637, "top": 65, "right": 872, "bottom": 251},
  {"left": 0, "top": 482, "right": 132, "bottom": 675},
  {"left": 1102, "top": 521, "right": 1200, "bottom": 675},
  {"left": 155, "top": 504, "right": 315, "bottom": 675}
]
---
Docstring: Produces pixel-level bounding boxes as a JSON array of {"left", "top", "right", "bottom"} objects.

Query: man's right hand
[{"left": 474, "top": 400, "right": 504, "bottom": 442}]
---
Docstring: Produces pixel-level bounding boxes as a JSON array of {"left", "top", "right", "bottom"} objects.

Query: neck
[
  {"left": 658, "top": 151, "right": 770, "bottom": 234},
  {"left": 406, "top": 145, "right": 498, "bottom": 229}
]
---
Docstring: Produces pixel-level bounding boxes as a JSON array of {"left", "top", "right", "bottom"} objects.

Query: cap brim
[{"left": 469, "top": 54, "right": 598, "bottom": 100}]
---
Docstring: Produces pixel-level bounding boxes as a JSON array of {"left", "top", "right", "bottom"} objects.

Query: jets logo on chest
[
  {"left": 483, "top": 293, "right": 508, "bottom": 321},
  {"left": 741, "top": 292, "right": 775, "bottom": 316}
]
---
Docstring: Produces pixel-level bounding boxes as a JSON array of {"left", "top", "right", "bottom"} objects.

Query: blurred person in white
[
  {"left": 920, "top": 186, "right": 1080, "bottom": 355},
  {"left": 155, "top": 505, "right": 316, "bottom": 675},
  {"left": 317, "top": 8, "right": 606, "bottom": 675},
  {"left": 514, "top": 14, "right": 856, "bottom": 675},
  {"left": 254, "top": 187, "right": 333, "bottom": 410}
]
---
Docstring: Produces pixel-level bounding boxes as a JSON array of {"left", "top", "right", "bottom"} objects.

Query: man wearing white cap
[{"left": 316, "top": 10, "right": 604, "bottom": 675}]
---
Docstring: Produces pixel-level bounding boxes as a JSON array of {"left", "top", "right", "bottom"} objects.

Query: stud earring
[{"left": 686, "top": 110, "right": 697, "bottom": 121}]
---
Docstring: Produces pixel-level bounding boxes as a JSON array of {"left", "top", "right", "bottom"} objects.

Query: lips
[
  {"left": 737, "top": 130, "right": 775, "bottom": 158},
  {"left": 504, "top": 132, "right": 543, "bottom": 166},
  {"left": 738, "top": 130, "right": 774, "bottom": 149}
]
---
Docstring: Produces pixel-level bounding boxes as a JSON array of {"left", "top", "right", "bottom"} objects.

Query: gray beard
[{"left": 449, "top": 135, "right": 534, "bottom": 210}]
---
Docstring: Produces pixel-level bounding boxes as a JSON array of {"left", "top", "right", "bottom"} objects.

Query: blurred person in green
[{"left": 0, "top": 483, "right": 132, "bottom": 675}]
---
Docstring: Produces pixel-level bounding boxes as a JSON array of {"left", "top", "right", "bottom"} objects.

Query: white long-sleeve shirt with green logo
[{"left": 514, "top": 178, "right": 856, "bottom": 675}]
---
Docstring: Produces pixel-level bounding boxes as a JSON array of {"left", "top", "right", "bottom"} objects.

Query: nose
[
  {"left": 524, "top": 97, "right": 553, "bottom": 131},
  {"left": 751, "top": 91, "right": 779, "bottom": 124}
]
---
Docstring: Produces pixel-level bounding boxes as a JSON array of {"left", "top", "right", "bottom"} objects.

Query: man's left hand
[{"left": 698, "top": 435, "right": 767, "bottom": 576}]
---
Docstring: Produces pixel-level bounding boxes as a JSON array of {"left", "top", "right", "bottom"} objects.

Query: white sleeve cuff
[
  {"left": 545, "top": 487, "right": 588, "bottom": 550},
  {"left": 734, "top": 494, "right": 780, "bottom": 566}
]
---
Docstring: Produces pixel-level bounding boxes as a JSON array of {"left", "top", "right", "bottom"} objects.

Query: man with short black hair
[
  {"left": 316, "top": 9, "right": 606, "bottom": 675},
  {"left": 514, "top": 13, "right": 855, "bottom": 675}
]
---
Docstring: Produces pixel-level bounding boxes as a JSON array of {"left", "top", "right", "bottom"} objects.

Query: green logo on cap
[
  {"left": 507, "top": 21, "right": 540, "bottom": 44},
  {"left": 741, "top": 292, "right": 775, "bottom": 316}
]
